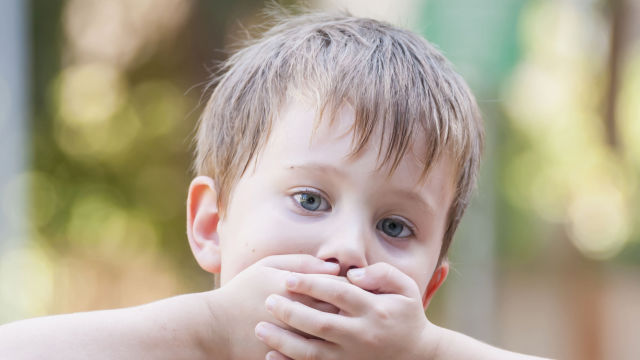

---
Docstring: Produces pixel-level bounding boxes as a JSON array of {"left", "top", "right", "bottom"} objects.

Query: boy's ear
[
  {"left": 422, "top": 261, "right": 449, "bottom": 309},
  {"left": 186, "top": 176, "right": 222, "bottom": 274}
]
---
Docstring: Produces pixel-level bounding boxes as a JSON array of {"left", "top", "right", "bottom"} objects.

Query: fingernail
[
  {"left": 286, "top": 274, "right": 298, "bottom": 289},
  {"left": 255, "top": 322, "right": 268, "bottom": 340},
  {"left": 266, "top": 351, "right": 278, "bottom": 360},
  {"left": 324, "top": 261, "right": 340, "bottom": 271},
  {"left": 265, "top": 295, "right": 276, "bottom": 311},
  {"left": 348, "top": 268, "right": 365, "bottom": 279}
]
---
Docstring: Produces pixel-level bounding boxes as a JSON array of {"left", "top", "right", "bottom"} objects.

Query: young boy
[{"left": 0, "top": 11, "right": 548, "bottom": 360}]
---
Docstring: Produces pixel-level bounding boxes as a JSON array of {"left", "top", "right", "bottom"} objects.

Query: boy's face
[{"left": 188, "top": 99, "right": 455, "bottom": 306}]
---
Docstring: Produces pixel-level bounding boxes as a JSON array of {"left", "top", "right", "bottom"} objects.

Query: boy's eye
[
  {"left": 293, "top": 192, "right": 330, "bottom": 212},
  {"left": 376, "top": 218, "right": 413, "bottom": 238}
]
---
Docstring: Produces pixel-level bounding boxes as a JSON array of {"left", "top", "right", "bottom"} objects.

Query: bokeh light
[
  {"left": 501, "top": 0, "right": 637, "bottom": 260},
  {"left": 0, "top": 242, "right": 54, "bottom": 322},
  {"left": 57, "top": 62, "right": 126, "bottom": 128},
  {"left": 63, "top": 0, "right": 192, "bottom": 68}
]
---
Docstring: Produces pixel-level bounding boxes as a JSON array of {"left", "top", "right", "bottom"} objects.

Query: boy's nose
[{"left": 316, "top": 221, "right": 370, "bottom": 277}]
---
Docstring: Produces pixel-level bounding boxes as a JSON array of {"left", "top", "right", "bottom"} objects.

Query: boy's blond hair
[{"left": 193, "top": 10, "right": 484, "bottom": 263}]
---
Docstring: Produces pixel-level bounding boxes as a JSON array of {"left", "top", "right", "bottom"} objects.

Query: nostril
[
  {"left": 325, "top": 258, "right": 339, "bottom": 264},
  {"left": 348, "top": 265, "right": 358, "bottom": 271}
]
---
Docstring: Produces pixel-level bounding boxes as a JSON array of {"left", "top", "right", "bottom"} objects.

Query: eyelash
[
  {"left": 290, "top": 189, "right": 416, "bottom": 238},
  {"left": 381, "top": 216, "right": 417, "bottom": 238},
  {"left": 291, "top": 188, "right": 331, "bottom": 213}
]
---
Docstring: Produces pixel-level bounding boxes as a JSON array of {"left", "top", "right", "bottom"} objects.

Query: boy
[{"left": 0, "top": 11, "right": 548, "bottom": 360}]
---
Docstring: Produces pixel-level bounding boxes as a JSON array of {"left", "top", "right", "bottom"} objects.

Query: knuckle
[
  {"left": 314, "top": 318, "right": 334, "bottom": 335},
  {"left": 280, "top": 304, "right": 294, "bottom": 323},
  {"left": 262, "top": 327, "right": 281, "bottom": 349},
  {"left": 370, "top": 262, "right": 392, "bottom": 281},
  {"left": 354, "top": 322, "right": 383, "bottom": 347},
  {"left": 303, "top": 347, "right": 321, "bottom": 360},
  {"left": 297, "top": 275, "right": 311, "bottom": 291},
  {"left": 372, "top": 304, "right": 391, "bottom": 321},
  {"left": 330, "top": 289, "right": 345, "bottom": 303},
  {"left": 296, "top": 254, "right": 314, "bottom": 271},
  {"left": 363, "top": 331, "right": 383, "bottom": 347},
  {"left": 269, "top": 334, "right": 282, "bottom": 349},
  {"left": 383, "top": 265, "right": 394, "bottom": 281}
]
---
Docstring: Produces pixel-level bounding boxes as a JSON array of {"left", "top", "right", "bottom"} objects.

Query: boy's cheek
[{"left": 219, "top": 219, "right": 321, "bottom": 281}]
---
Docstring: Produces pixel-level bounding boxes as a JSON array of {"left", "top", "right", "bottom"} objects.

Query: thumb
[{"left": 347, "top": 262, "right": 420, "bottom": 299}]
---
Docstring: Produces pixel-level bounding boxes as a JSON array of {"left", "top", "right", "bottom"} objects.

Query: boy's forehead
[
  {"left": 273, "top": 100, "right": 442, "bottom": 171},
  {"left": 262, "top": 98, "right": 456, "bottom": 201}
]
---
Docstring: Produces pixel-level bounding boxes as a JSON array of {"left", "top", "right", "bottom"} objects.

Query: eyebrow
[
  {"left": 285, "top": 162, "right": 349, "bottom": 180},
  {"left": 387, "top": 188, "right": 436, "bottom": 216},
  {"left": 285, "top": 162, "right": 436, "bottom": 215}
]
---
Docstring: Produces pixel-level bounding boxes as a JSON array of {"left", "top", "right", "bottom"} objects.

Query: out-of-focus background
[{"left": 0, "top": 0, "right": 638, "bottom": 358}]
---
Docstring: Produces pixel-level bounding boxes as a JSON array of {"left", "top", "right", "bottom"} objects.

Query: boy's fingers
[
  {"left": 265, "top": 294, "right": 349, "bottom": 343},
  {"left": 265, "top": 350, "right": 291, "bottom": 360},
  {"left": 287, "top": 292, "right": 341, "bottom": 314},
  {"left": 255, "top": 321, "right": 334, "bottom": 360},
  {"left": 257, "top": 254, "right": 340, "bottom": 275},
  {"left": 346, "top": 262, "right": 420, "bottom": 298},
  {"left": 285, "top": 273, "right": 369, "bottom": 315}
]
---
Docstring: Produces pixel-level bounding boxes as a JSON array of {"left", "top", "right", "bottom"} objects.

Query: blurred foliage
[
  {"left": 423, "top": 0, "right": 639, "bottom": 265},
  {"left": 20, "top": 0, "right": 280, "bottom": 315},
  {"left": 499, "top": 0, "right": 639, "bottom": 262}
]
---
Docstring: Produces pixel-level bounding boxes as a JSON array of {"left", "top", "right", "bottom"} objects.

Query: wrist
[
  {"left": 420, "top": 322, "right": 447, "bottom": 360},
  {"left": 193, "top": 289, "right": 232, "bottom": 360}
]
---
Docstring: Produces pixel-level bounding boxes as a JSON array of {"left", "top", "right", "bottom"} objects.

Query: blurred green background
[{"left": 0, "top": 0, "right": 638, "bottom": 359}]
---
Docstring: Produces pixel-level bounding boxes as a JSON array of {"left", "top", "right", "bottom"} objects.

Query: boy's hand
[
  {"left": 205, "top": 254, "right": 342, "bottom": 360},
  {"left": 254, "top": 262, "right": 443, "bottom": 360}
]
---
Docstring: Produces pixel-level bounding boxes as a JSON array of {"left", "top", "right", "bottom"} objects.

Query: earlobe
[
  {"left": 186, "top": 176, "right": 222, "bottom": 274},
  {"left": 422, "top": 261, "right": 449, "bottom": 309}
]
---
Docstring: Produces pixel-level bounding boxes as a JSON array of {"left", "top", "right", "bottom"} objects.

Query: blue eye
[
  {"left": 293, "top": 192, "right": 329, "bottom": 211},
  {"left": 377, "top": 218, "right": 412, "bottom": 238}
]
